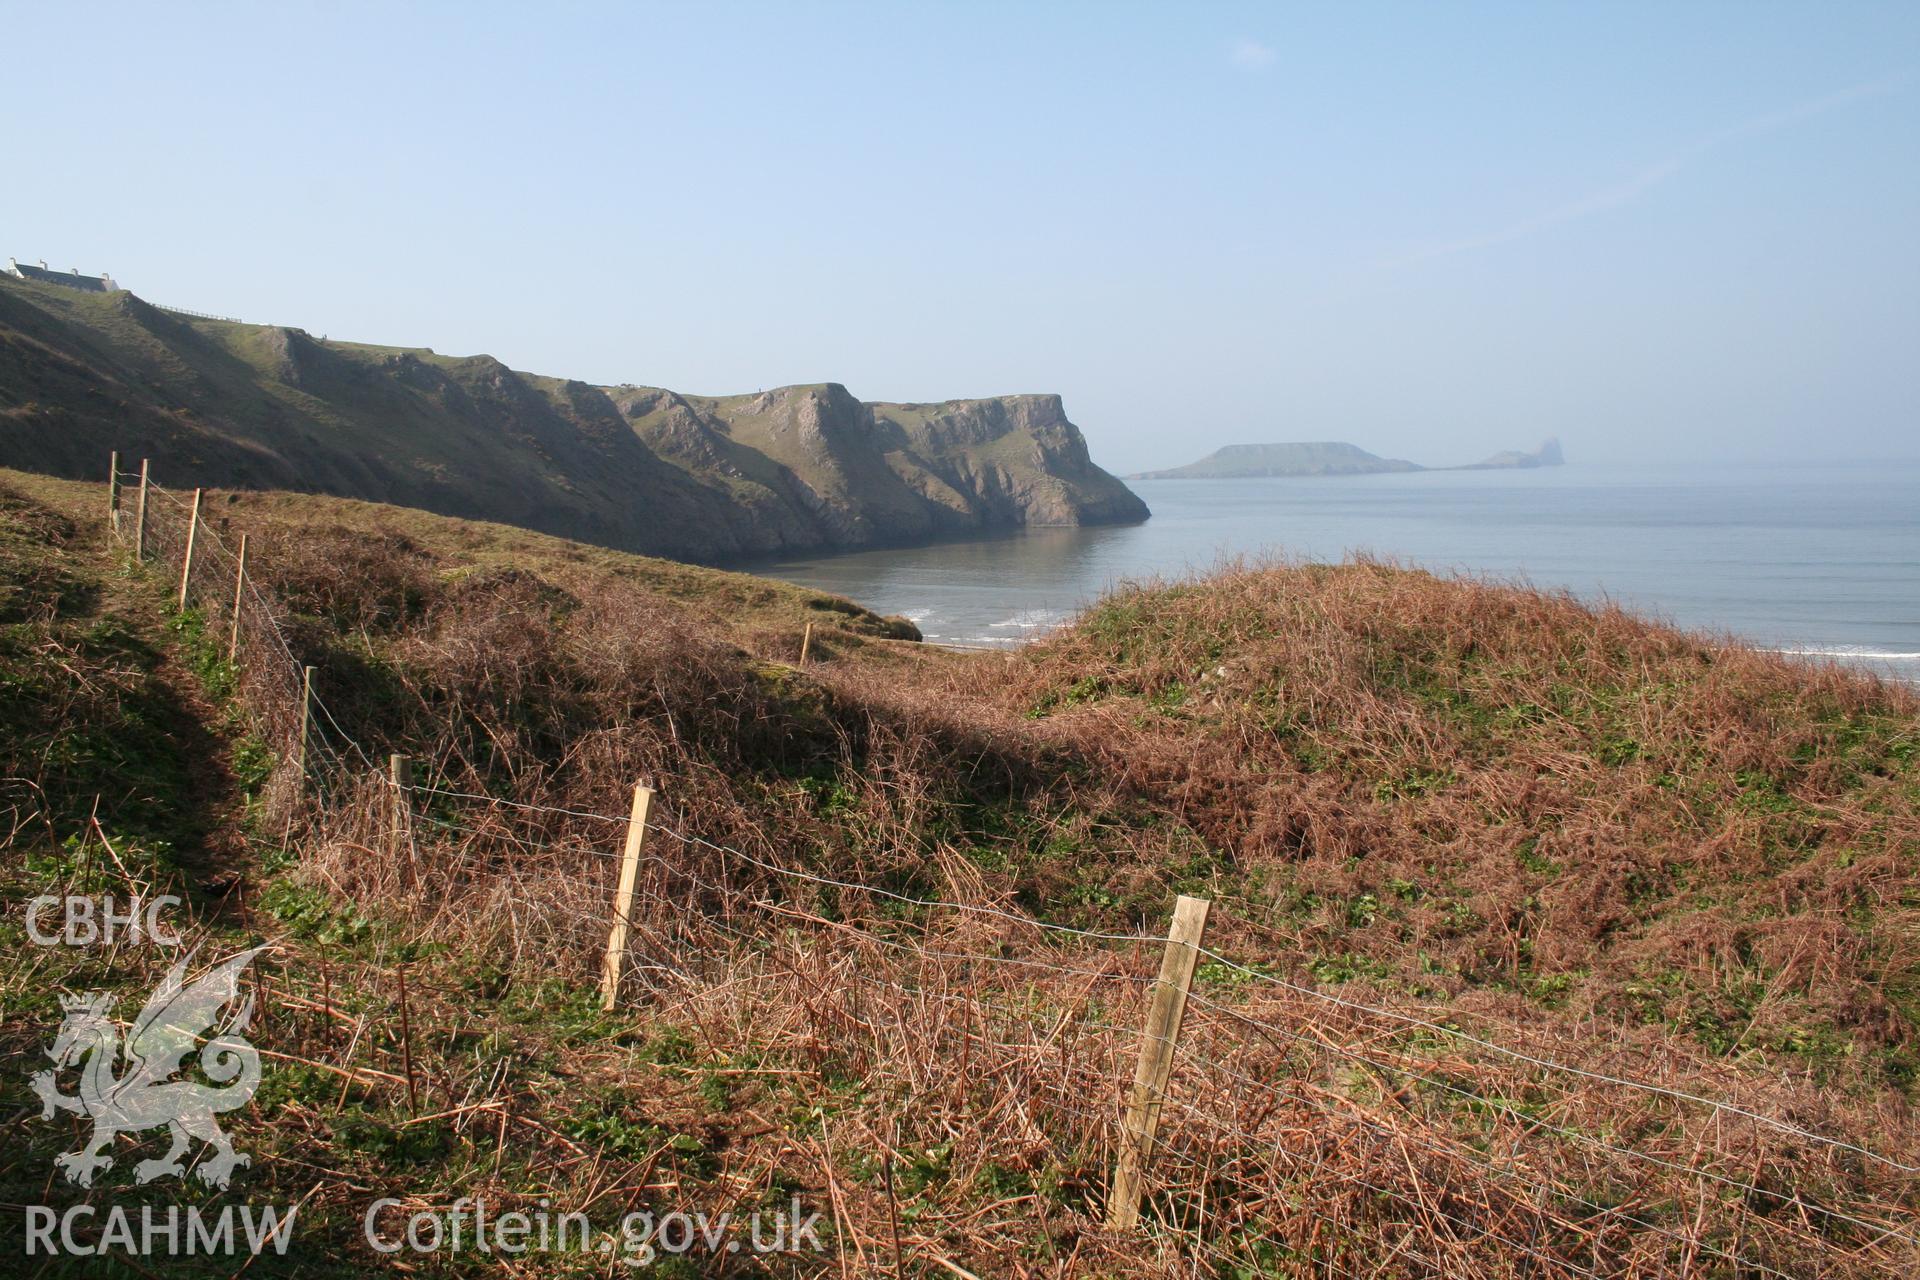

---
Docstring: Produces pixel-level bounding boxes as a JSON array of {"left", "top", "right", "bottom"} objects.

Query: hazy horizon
[{"left": 5, "top": 2, "right": 1916, "bottom": 474}]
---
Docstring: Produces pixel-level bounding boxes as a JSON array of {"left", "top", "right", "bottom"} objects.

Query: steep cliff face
[
  {"left": 615, "top": 383, "right": 1148, "bottom": 551},
  {"left": 875, "top": 394, "right": 1151, "bottom": 527},
  {"left": 0, "top": 277, "right": 1147, "bottom": 561}
]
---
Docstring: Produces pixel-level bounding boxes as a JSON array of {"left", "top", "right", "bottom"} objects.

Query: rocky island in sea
[{"left": 1131, "top": 436, "right": 1563, "bottom": 479}]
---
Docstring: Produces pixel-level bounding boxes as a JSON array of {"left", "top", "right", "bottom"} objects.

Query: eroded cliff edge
[{"left": 0, "top": 278, "right": 1147, "bottom": 561}]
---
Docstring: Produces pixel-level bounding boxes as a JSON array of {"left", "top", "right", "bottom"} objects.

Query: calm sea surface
[{"left": 750, "top": 462, "right": 1920, "bottom": 683}]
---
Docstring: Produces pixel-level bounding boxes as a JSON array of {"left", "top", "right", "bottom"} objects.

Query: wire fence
[
  {"left": 340, "top": 780, "right": 1920, "bottom": 1275},
  {"left": 106, "top": 460, "right": 1920, "bottom": 1277},
  {"left": 155, "top": 304, "right": 245, "bottom": 323}
]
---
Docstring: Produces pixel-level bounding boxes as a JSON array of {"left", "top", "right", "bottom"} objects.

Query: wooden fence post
[
  {"left": 177, "top": 487, "right": 203, "bottom": 611},
  {"left": 134, "top": 459, "right": 149, "bottom": 561},
  {"left": 1107, "top": 894, "right": 1212, "bottom": 1231},
  {"left": 600, "top": 783, "right": 654, "bottom": 1010},
  {"left": 107, "top": 452, "right": 121, "bottom": 535},
  {"left": 294, "top": 665, "right": 314, "bottom": 796},
  {"left": 388, "top": 754, "right": 415, "bottom": 868},
  {"left": 228, "top": 533, "right": 248, "bottom": 662},
  {"left": 799, "top": 621, "right": 813, "bottom": 667}
]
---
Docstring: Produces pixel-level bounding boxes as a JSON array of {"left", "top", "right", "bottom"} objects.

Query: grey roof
[{"left": 8, "top": 261, "right": 111, "bottom": 291}]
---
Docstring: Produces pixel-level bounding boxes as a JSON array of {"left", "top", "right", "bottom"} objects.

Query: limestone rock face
[
  {"left": 870, "top": 392, "right": 1149, "bottom": 529},
  {"left": 0, "top": 276, "right": 1149, "bottom": 561}
]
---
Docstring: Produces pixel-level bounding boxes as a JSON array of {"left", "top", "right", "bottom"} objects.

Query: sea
[{"left": 750, "top": 461, "right": 1920, "bottom": 685}]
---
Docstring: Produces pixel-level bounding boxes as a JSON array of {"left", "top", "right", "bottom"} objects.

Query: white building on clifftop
[{"left": 5, "top": 258, "right": 117, "bottom": 292}]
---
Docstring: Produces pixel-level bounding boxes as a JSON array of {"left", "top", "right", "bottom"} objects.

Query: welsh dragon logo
[{"left": 30, "top": 947, "right": 265, "bottom": 1189}]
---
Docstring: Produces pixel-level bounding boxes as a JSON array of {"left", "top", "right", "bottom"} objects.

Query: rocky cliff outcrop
[
  {"left": 0, "top": 276, "right": 1148, "bottom": 561},
  {"left": 878, "top": 394, "right": 1149, "bottom": 526}
]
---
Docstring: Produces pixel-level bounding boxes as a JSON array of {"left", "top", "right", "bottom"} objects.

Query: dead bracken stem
[{"left": 396, "top": 961, "right": 417, "bottom": 1116}]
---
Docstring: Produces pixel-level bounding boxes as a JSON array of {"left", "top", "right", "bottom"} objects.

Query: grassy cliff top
[{"left": 0, "top": 469, "right": 923, "bottom": 650}]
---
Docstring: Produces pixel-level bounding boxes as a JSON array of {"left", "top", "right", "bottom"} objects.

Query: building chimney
[{"left": 37, "top": 259, "right": 47, "bottom": 269}]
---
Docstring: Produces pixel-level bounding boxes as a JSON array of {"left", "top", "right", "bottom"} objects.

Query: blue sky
[{"left": 4, "top": 1, "right": 1916, "bottom": 470}]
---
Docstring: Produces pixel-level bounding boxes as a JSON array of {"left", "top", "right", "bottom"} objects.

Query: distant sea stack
[
  {"left": 1132, "top": 436, "right": 1565, "bottom": 480},
  {"left": 1461, "top": 437, "right": 1564, "bottom": 470},
  {"left": 0, "top": 272, "right": 1147, "bottom": 562}
]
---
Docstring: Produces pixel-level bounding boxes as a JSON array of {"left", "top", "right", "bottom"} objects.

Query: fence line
[
  {"left": 1178, "top": 986, "right": 1920, "bottom": 1246},
  {"left": 385, "top": 762, "right": 1920, "bottom": 1181},
  {"left": 393, "top": 783, "right": 1917, "bottom": 1269},
  {"left": 99, "top": 457, "right": 1920, "bottom": 1277},
  {"left": 373, "top": 676, "right": 1918, "bottom": 1266},
  {"left": 1188, "top": 945, "right": 1920, "bottom": 1177},
  {"left": 1161, "top": 1046, "right": 1897, "bottom": 1270},
  {"left": 155, "top": 303, "right": 244, "bottom": 323}
]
